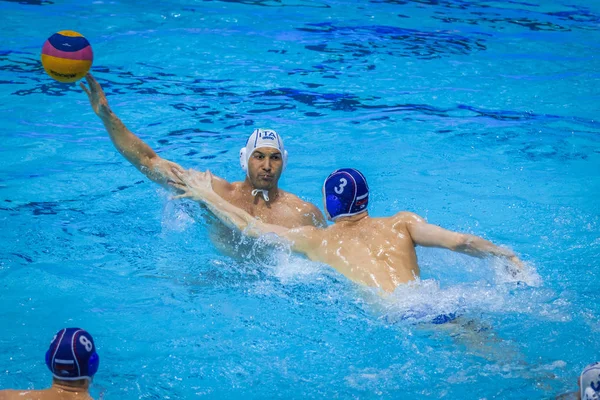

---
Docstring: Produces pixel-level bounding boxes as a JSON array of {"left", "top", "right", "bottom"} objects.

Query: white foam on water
[
  {"left": 161, "top": 194, "right": 197, "bottom": 232},
  {"left": 165, "top": 203, "right": 566, "bottom": 329}
]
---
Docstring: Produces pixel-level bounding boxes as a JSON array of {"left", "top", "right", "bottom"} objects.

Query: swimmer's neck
[
  {"left": 52, "top": 378, "right": 90, "bottom": 393},
  {"left": 241, "top": 179, "right": 280, "bottom": 202},
  {"left": 333, "top": 211, "right": 369, "bottom": 224}
]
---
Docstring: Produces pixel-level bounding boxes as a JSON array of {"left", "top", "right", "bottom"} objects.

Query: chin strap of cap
[{"left": 251, "top": 189, "right": 270, "bottom": 202}]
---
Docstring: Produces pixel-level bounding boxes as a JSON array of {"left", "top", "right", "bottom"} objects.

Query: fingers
[
  {"left": 514, "top": 259, "right": 525, "bottom": 271},
  {"left": 170, "top": 167, "right": 213, "bottom": 191},
  {"left": 85, "top": 73, "right": 97, "bottom": 87},
  {"left": 171, "top": 167, "right": 187, "bottom": 182},
  {"left": 171, "top": 194, "right": 190, "bottom": 200},
  {"left": 84, "top": 74, "right": 94, "bottom": 91},
  {"left": 505, "top": 256, "right": 526, "bottom": 279},
  {"left": 172, "top": 167, "right": 200, "bottom": 184},
  {"left": 168, "top": 181, "right": 185, "bottom": 190},
  {"left": 79, "top": 81, "right": 91, "bottom": 97},
  {"left": 85, "top": 73, "right": 104, "bottom": 95}
]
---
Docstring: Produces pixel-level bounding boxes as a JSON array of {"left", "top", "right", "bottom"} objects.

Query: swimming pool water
[{"left": 1, "top": 0, "right": 599, "bottom": 398}]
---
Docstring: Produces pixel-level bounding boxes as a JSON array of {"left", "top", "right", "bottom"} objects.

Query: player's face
[{"left": 247, "top": 147, "right": 283, "bottom": 190}]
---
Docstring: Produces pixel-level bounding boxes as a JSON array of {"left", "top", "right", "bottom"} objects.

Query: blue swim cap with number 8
[{"left": 45, "top": 328, "right": 99, "bottom": 381}]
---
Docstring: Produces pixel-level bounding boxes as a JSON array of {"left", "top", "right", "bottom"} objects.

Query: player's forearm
[
  {"left": 456, "top": 234, "right": 515, "bottom": 259},
  {"left": 201, "top": 192, "right": 258, "bottom": 234},
  {"left": 200, "top": 193, "right": 287, "bottom": 238},
  {"left": 99, "top": 107, "right": 157, "bottom": 168}
]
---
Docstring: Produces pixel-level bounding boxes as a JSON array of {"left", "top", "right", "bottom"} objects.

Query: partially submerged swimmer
[
  {"left": 0, "top": 328, "right": 99, "bottom": 400},
  {"left": 174, "top": 168, "right": 524, "bottom": 293},
  {"left": 580, "top": 362, "right": 600, "bottom": 400},
  {"left": 556, "top": 361, "right": 600, "bottom": 400}
]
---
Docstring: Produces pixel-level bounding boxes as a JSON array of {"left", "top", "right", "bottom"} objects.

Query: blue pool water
[{"left": 1, "top": 0, "right": 599, "bottom": 398}]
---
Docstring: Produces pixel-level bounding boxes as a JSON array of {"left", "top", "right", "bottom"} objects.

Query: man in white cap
[
  {"left": 579, "top": 362, "right": 600, "bottom": 400},
  {"left": 80, "top": 74, "right": 325, "bottom": 229},
  {"left": 556, "top": 362, "right": 600, "bottom": 400}
]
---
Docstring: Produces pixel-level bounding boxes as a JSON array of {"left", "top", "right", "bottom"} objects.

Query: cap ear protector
[
  {"left": 239, "top": 147, "right": 248, "bottom": 171},
  {"left": 322, "top": 186, "right": 343, "bottom": 222},
  {"left": 87, "top": 352, "right": 100, "bottom": 377}
]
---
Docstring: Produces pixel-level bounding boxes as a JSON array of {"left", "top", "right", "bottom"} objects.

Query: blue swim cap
[
  {"left": 45, "top": 328, "right": 99, "bottom": 381},
  {"left": 323, "top": 168, "right": 369, "bottom": 221}
]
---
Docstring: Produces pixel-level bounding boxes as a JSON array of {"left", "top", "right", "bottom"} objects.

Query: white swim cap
[
  {"left": 581, "top": 362, "right": 600, "bottom": 400},
  {"left": 239, "top": 128, "right": 288, "bottom": 175}
]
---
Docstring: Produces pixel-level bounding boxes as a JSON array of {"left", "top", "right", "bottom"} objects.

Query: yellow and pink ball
[{"left": 41, "top": 30, "right": 93, "bottom": 83}]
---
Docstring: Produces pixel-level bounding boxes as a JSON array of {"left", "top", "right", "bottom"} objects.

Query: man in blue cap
[
  {"left": 173, "top": 167, "right": 524, "bottom": 293},
  {"left": 0, "top": 328, "right": 99, "bottom": 400}
]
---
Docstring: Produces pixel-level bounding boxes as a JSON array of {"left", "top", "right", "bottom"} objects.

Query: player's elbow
[
  {"left": 141, "top": 152, "right": 160, "bottom": 168},
  {"left": 451, "top": 234, "right": 472, "bottom": 252}
]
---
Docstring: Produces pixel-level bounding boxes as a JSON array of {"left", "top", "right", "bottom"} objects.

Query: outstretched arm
[
  {"left": 80, "top": 73, "right": 187, "bottom": 189},
  {"left": 175, "top": 170, "right": 285, "bottom": 236},
  {"left": 173, "top": 169, "right": 319, "bottom": 255},
  {"left": 403, "top": 212, "right": 523, "bottom": 268}
]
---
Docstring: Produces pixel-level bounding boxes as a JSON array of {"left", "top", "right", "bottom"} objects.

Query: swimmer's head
[
  {"left": 239, "top": 128, "right": 288, "bottom": 175},
  {"left": 580, "top": 362, "right": 600, "bottom": 400},
  {"left": 45, "top": 328, "right": 99, "bottom": 382},
  {"left": 322, "top": 168, "right": 369, "bottom": 221}
]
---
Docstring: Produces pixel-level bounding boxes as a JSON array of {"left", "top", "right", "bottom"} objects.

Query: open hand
[
  {"left": 80, "top": 73, "right": 110, "bottom": 117},
  {"left": 508, "top": 255, "right": 524, "bottom": 270},
  {"left": 505, "top": 255, "right": 526, "bottom": 279},
  {"left": 171, "top": 168, "right": 214, "bottom": 201}
]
